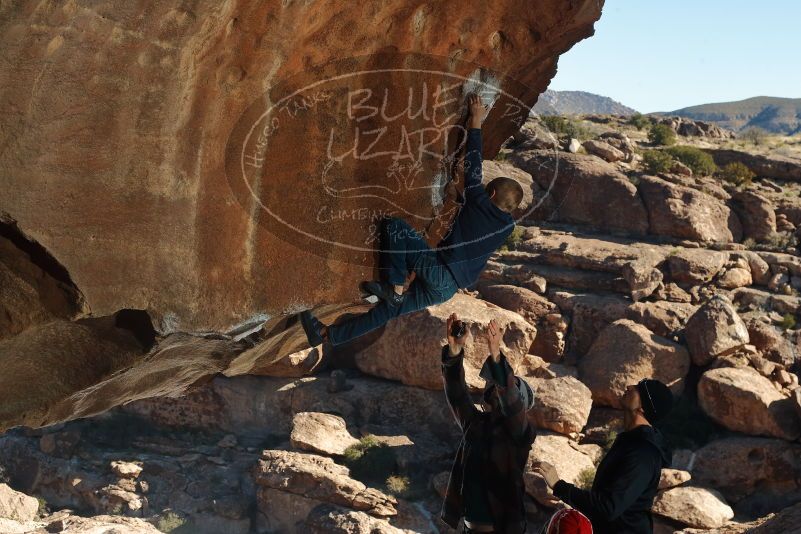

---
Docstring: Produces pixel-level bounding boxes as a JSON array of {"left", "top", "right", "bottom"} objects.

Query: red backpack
[{"left": 542, "top": 508, "right": 593, "bottom": 534}]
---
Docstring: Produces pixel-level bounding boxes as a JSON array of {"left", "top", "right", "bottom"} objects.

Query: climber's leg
[
  {"left": 365, "top": 217, "right": 432, "bottom": 307},
  {"left": 378, "top": 217, "right": 422, "bottom": 282},
  {"left": 328, "top": 252, "right": 458, "bottom": 346}
]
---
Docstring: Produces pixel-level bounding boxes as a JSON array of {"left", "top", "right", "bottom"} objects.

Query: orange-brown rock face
[{"left": 0, "top": 0, "right": 604, "bottom": 430}]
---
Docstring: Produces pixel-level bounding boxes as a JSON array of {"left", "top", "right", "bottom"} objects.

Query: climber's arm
[{"left": 464, "top": 93, "right": 489, "bottom": 204}]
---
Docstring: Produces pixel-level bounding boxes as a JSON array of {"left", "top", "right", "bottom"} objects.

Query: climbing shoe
[
  {"left": 361, "top": 281, "right": 405, "bottom": 308},
  {"left": 299, "top": 310, "right": 325, "bottom": 346}
]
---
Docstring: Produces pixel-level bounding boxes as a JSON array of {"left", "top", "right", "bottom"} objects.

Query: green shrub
[
  {"left": 156, "top": 511, "right": 187, "bottom": 533},
  {"left": 628, "top": 112, "right": 650, "bottom": 130},
  {"left": 500, "top": 225, "right": 525, "bottom": 251},
  {"left": 665, "top": 146, "right": 718, "bottom": 176},
  {"left": 576, "top": 467, "right": 596, "bottom": 490},
  {"left": 766, "top": 231, "right": 799, "bottom": 250},
  {"left": 780, "top": 313, "right": 797, "bottom": 330},
  {"left": 385, "top": 475, "right": 410, "bottom": 496},
  {"left": 648, "top": 123, "right": 677, "bottom": 146},
  {"left": 741, "top": 127, "right": 768, "bottom": 146},
  {"left": 742, "top": 237, "right": 758, "bottom": 250},
  {"left": 541, "top": 115, "right": 568, "bottom": 135},
  {"left": 36, "top": 496, "right": 49, "bottom": 517},
  {"left": 642, "top": 150, "right": 674, "bottom": 174},
  {"left": 343, "top": 435, "right": 397, "bottom": 484},
  {"left": 540, "top": 116, "right": 591, "bottom": 140},
  {"left": 718, "top": 161, "right": 755, "bottom": 186}
]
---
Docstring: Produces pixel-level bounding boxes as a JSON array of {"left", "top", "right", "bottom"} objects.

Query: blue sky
[{"left": 548, "top": 1, "right": 801, "bottom": 113}]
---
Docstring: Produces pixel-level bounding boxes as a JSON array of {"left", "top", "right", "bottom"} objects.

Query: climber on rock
[
  {"left": 533, "top": 379, "right": 675, "bottom": 534},
  {"left": 440, "top": 314, "right": 536, "bottom": 534},
  {"left": 298, "top": 93, "right": 525, "bottom": 347}
]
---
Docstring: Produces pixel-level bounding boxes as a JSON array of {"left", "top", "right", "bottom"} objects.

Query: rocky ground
[{"left": 2, "top": 116, "right": 801, "bottom": 533}]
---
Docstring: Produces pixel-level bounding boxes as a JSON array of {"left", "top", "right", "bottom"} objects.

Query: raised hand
[
  {"left": 446, "top": 313, "right": 469, "bottom": 356},
  {"left": 467, "top": 93, "right": 488, "bottom": 129},
  {"left": 485, "top": 318, "right": 503, "bottom": 360}
]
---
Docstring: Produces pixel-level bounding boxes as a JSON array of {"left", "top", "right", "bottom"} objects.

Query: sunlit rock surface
[{"left": 0, "top": 0, "right": 604, "bottom": 430}]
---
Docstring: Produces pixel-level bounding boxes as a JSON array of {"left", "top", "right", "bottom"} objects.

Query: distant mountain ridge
[
  {"left": 665, "top": 96, "right": 801, "bottom": 135},
  {"left": 533, "top": 90, "right": 637, "bottom": 116}
]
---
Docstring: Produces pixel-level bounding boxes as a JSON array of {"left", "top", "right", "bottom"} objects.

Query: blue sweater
[{"left": 437, "top": 128, "right": 515, "bottom": 289}]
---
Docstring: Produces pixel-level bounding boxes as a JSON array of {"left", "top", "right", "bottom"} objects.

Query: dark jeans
[{"left": 327, "top": 217, "right": 458, "bottom": 346}]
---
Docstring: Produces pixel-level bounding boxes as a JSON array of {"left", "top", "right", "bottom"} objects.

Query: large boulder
[
  {"left": 290, "top": 412, "right": 359, "bottom": 456},
  {"left": 598, "top": 131, "right": 636, "bottom": 160},
  {"left": 125, "top": 373, "right": 460, "bottom": 446},
  {"left": 684, "top": 295, "right": 749, "bottom": 366},
  {"left": 638, "top": 175, "right": 743, "bottom": 242},
  {"left": 582, "top": 139, "right": 625, "bottom": 162},
  {"left": 0, "top": 0, "right": 603, "bottom": 333},
  {"left": 304, "top": 505, "right": 404, "bottom": 534},
  {"left": 658, "top": 117, "right": 735, "bottom": 140},
  {"left": 745, "top": 319, "right": 796, "bottom": 367},
  {"left": 526, "top": 376, "right": 592, "bottom": 435},
  {"left": 652, "top": 486, "right": 734, "bottom": 529},
  {"left": 746, "top": 502, "right": 801, "bottom": 534},
  {"left": 0, "top": 1, "right": 605, "bottom": 429},
  {"left": 0, "top": 483, "right": 39, "bottom": 522},
  {"left": 579, "top": 320, "right": 690, "bottom": 408},
  {"left": 621, "top": 260, "right": 663, "bottom": 302},
  {"left": 624, "top": 301, "right": 697, "bottom": 337},
  {"left": 506, "top": 151, "right": 649, "bottom": 235},
  {"left": 557, "top": 293, "right": 630, "bottom": 359},
  {"left": 12, "top": 514, "right": 162, "bottom": 534},
  {"left": 692, "top": 437, "right": 801, "bottom": 503},
  {"left": 665, "top": 249, "right": 728, "bottom": 285},
  {"left": 658, "top": 469, "right": 692, "bottom": 490},
  {"left": 477, "top": 284, "right": 557, "bottom": 325},
  {"left": 525, "top": 432, "right": 597, "bottom": 506},
  {"left": 697, "top": 367, "right": 801, "bottom": 440},
  {"left": 254, "top": 450, "right": 397, "bottom": 526},
  {"left": 734, "top": 251, "right": 771, "bottom": 286},
  {"left": 477, "top": 283, "right": 565, "bottom": 360},
  {"left": 731, "top": 191, "right": 777, "bottom": 242},
  {"left": 704, "top": 149, "right": 801, "bottom": 182},
  {"left": 716, "top": 267, "right": 752, "bottom": 290},
  {"left": 0, "top": 317, "right": 151, "bottom": 430},
  {"left": 530, "top": 312, "right": 569, "bottom": 362},
  {"left": 354, "top": 293, "right": 536, "bottom": 390},
  {"left": 0, "top": 231, "right": 85, "bottom": 342}
]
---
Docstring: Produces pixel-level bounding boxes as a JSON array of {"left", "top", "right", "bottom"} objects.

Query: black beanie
[{"left": 637, "top": 379, "right": 673, "bottom": 424}]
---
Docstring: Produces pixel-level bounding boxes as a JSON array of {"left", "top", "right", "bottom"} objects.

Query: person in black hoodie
[{"left": 534, "top": 379, "right": 674, "bottom": 534}]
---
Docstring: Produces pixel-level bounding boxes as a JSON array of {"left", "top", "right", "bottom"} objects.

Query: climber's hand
[
  {"left": 468, "top": 93, "right": 488, "bottom": 129},
  {"left": 485, "top": 318, "right": 504, "bottom": 361},
  {"left": 446, "top": 313, "right": 469, "bottom": 356}
]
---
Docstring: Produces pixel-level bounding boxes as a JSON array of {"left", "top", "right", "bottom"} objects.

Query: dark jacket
[
  {"left": 436, "top": 128, "right": 515, "bottom": 289},
  {"left": 553, "top": 425, "right": 672, "bottom": 534},
  {"left": 440, "top": 345, "right": 536, "bottom": 533}
]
